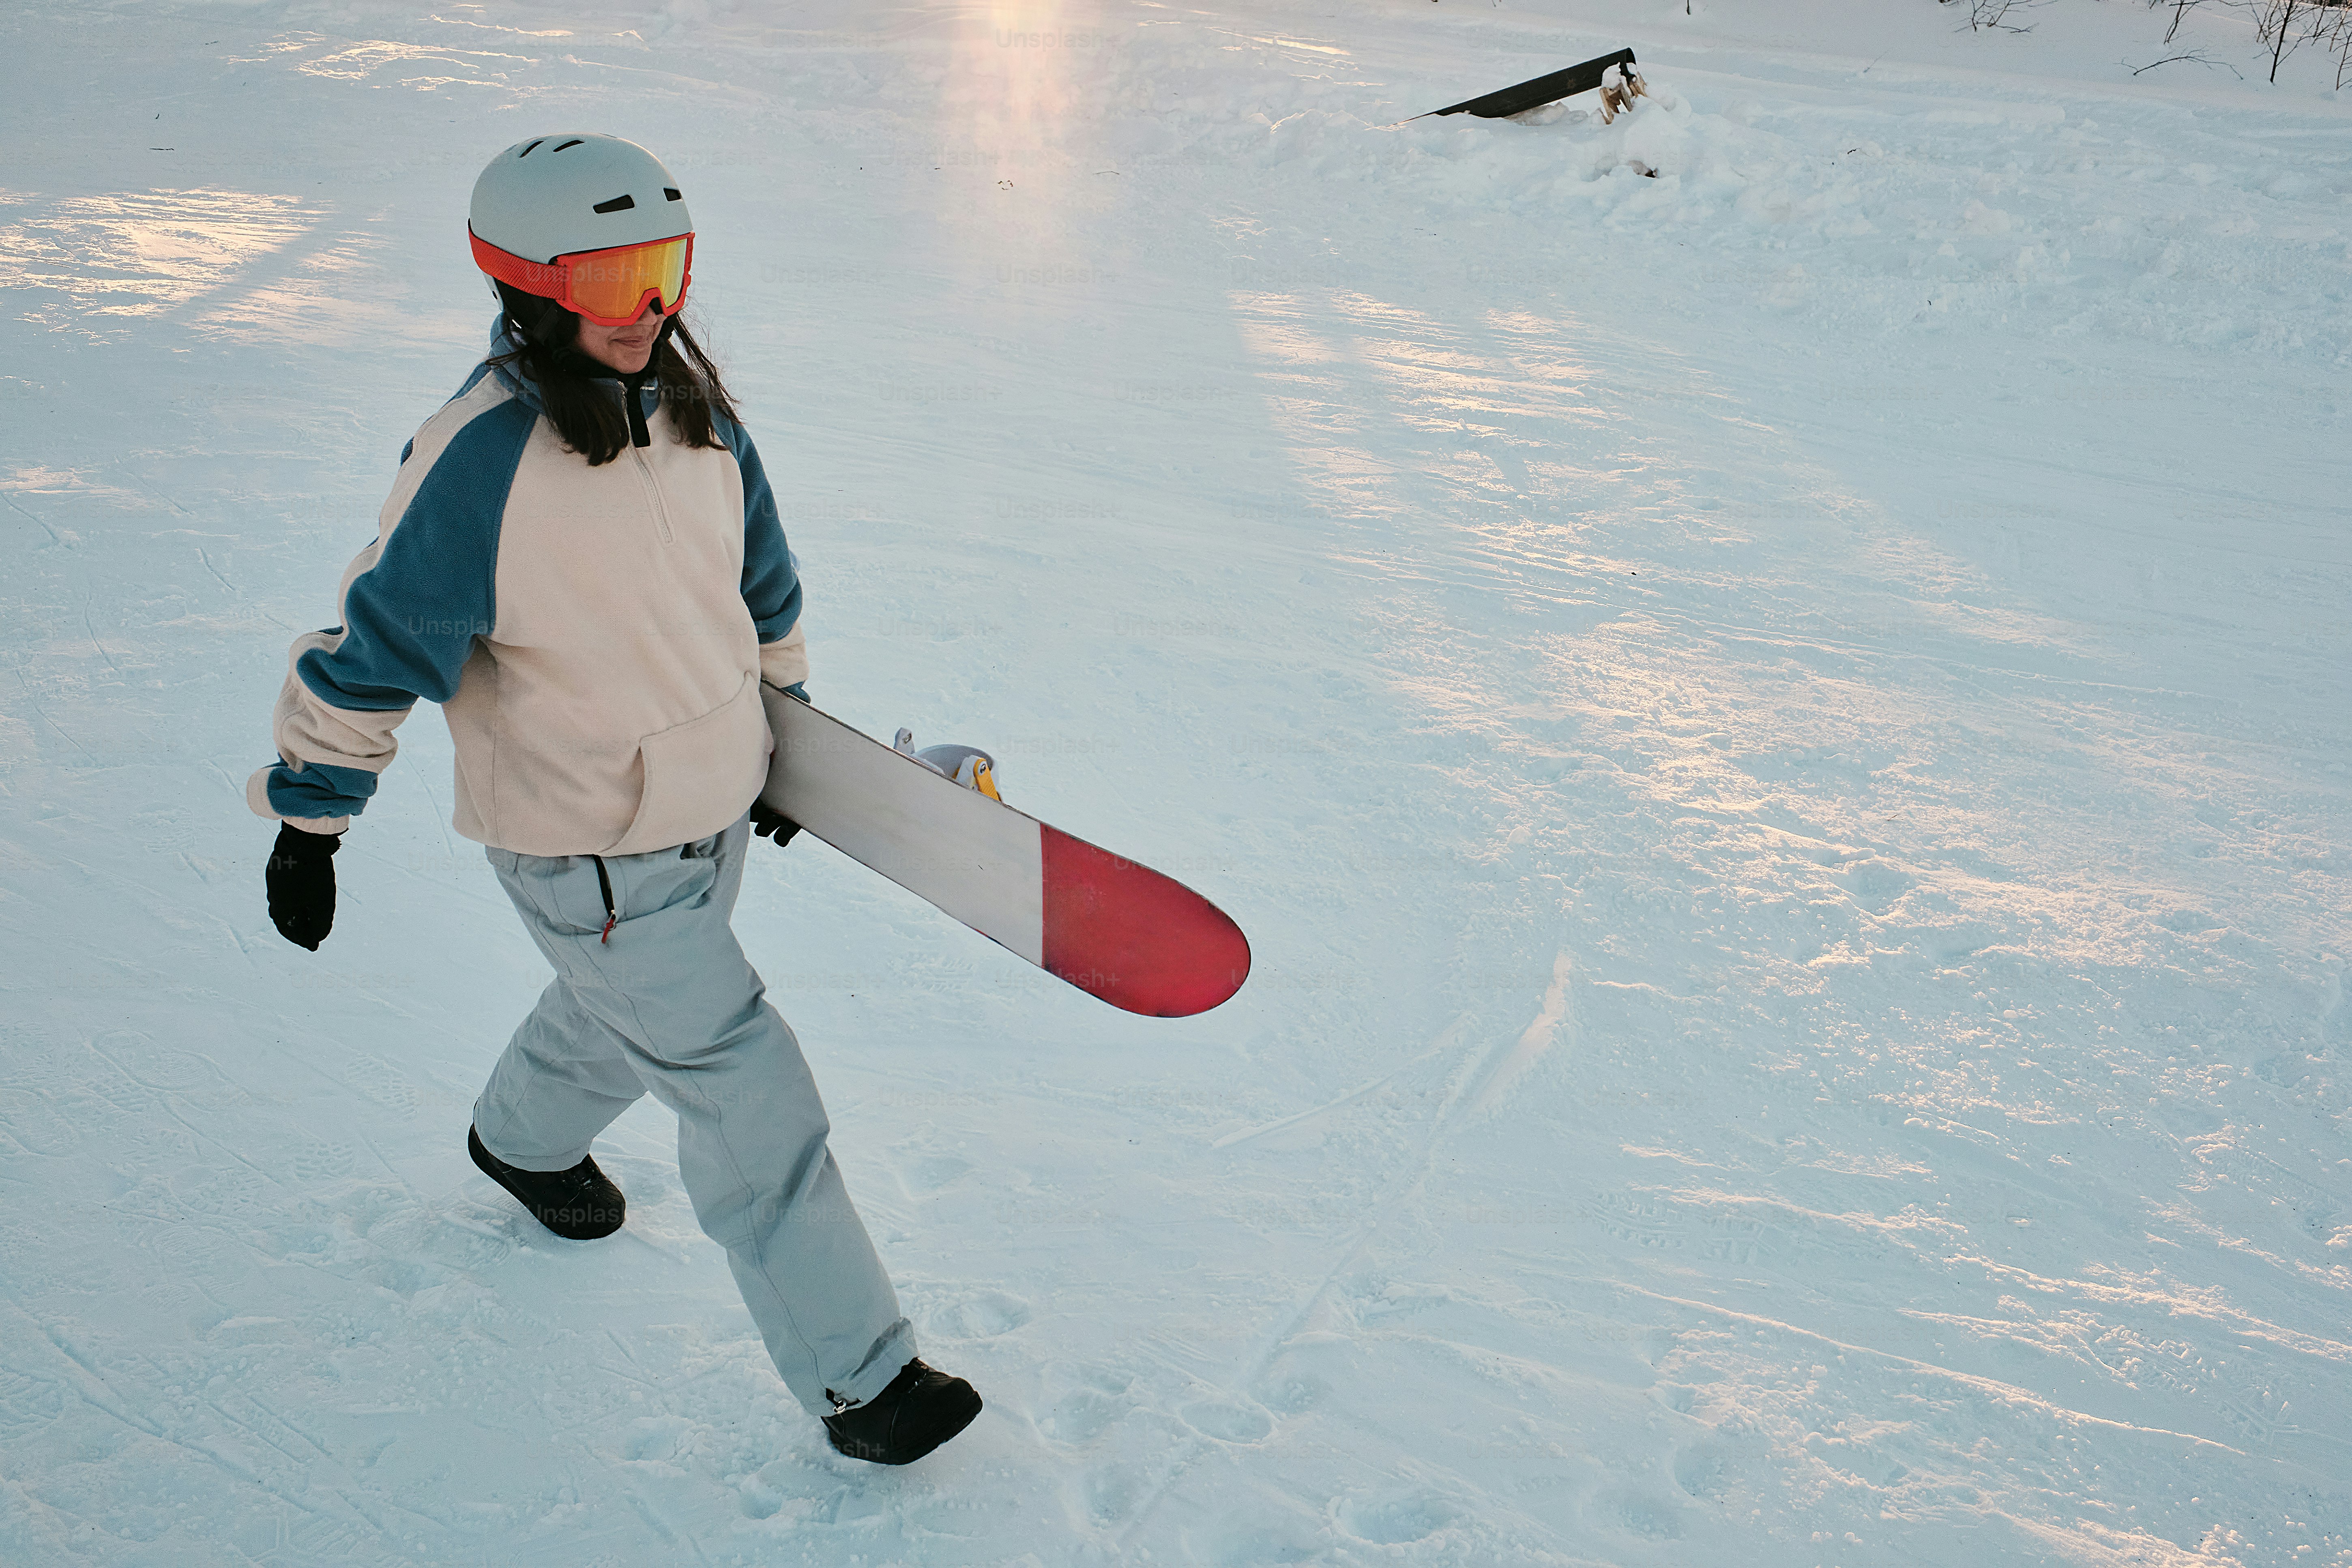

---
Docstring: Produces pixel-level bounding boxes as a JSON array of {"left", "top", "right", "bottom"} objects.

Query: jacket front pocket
[{"left": 604, "top": 672, "right": 769, "bottom": 855}]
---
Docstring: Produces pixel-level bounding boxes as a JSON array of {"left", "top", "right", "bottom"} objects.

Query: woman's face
[{"left": 575, "top": 301, "right": 663, "bottom": 374}]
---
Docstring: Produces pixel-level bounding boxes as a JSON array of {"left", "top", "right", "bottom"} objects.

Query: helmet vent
[
  {"left": 518, "top": 138, "right": 545, "bottom": 158},
  {"left": 664, "top": 188, "right": 682, "bottom": 201},
  {"left": 592, "top": 194, "right": 637, "bottom": 213},
  {"left": 552, "top": 139, "right": 585, "bottom": 152}
]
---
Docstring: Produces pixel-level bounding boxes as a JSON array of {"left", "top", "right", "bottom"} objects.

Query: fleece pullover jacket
[{"left": 248, "top": 322, "right": 809, "bottom": 856}]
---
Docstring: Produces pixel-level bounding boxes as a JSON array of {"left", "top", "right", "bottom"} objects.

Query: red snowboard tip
[{"left": 1039, "top": 826, "right": 1251, "bottom": 1017}]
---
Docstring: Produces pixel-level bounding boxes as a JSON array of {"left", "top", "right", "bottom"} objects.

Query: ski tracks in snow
[
  {"left": 1109, "top": 972, "right": 1580, "bottom": 1549},
  {"left": 1469, "top": 953, "right": 1577, "bottom": 1121}
]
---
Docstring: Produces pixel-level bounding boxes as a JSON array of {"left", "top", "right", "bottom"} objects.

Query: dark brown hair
[{"left": 488, "top": 300, "right": 741, "bottom": 467}]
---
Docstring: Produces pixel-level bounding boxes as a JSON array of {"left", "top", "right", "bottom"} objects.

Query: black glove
[
  {"left": 749, "top": 800, "right": 801, "bottom": 849},
  {"left": 266, "top": 822, "right": 341, "bottom": 950}
]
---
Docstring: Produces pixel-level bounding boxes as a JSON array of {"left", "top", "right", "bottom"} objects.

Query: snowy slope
[{"left": 3, "top": 0, "right": 2349, "bottom": 1563}]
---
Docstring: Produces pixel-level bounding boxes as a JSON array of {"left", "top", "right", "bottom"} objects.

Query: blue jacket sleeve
[
  {"left": 256, "top": 397, "right": 533, "bottom": 822},
  {"left": 723, "top": 416, "right": 803, "bottom": 642}
]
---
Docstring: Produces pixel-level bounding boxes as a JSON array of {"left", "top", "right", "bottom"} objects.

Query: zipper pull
[{"left": 591, "top": 854, "right": 619, "bottom": 944}]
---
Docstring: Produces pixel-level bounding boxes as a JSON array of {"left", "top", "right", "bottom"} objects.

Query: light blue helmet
[{"left": 469, "top": 133, "right": 690, "bottom": 265}]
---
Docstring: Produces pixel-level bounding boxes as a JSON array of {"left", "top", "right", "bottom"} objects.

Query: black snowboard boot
[
  {"left": 822, "top": 1359, "right": 982, "bottom": 1465},
  {"left": 467, "top": 1125, "right": 626, "bottom": 1240}
]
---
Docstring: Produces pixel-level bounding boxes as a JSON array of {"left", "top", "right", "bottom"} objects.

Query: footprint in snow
[
  {"left": 927, "top": 1290, "right": 1031, "bottom": 1341},
  {"left": 1255, "top": 1373, "right": 1325, "bottom": 1415},
  {"left": 1836, "top": 858, "right": 1914, "bottom": 914},
  {"left": 1334, "top": 1488, "right": 1461, "bottom": 1546},
  {"left": 166, "top": 1162, "right": 270, "bottom": 1221},
  {"left": 1179, "top": 1397, "right": 1273, "bottom": 1444},
  {"left": 904, "top": 1152, "right": 972, "bottom": 1193},
  {"left": 1604, "top": 1488, "right": 1686, "bottom": 1540},
  {"left": 289, "top": 1135, "right": 353, "bottom": 1182},
  {"left": 622, "top": 1414, "right": 695, "bottom": 1464},
  {"left": 1672, "top": 1437, "right": 1734, "bottom": 1499},
  {"left": 95, "top": 1030, "right": 234, "bottom": 1096},
  {"left": 1084, "top": 1463, "right": 1143, "bottom": 1527},
  {"left": 738, "top": 1458, "right": 796, "bottom": 1520},
  {"left": 0, "top": 1092, "right": 83, "bottom": 1158},
  {"left": 341, "top": 1055, "right": 420, "bottom": 1117},
  {"left": 1043, "top": 1386, "right": 1126, "bottom": 1444},
  {"left": 265, "top": 1221, "right": 337, "bottom": 1263}
]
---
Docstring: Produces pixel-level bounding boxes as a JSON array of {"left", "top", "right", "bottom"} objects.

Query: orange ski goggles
[{"left": 470, "top": 228, "right": 693, "bottom": 326}]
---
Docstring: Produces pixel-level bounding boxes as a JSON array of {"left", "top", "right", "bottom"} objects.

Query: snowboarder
[{"left": 249, "top": 133, "right": 981, "bottom": 1466}]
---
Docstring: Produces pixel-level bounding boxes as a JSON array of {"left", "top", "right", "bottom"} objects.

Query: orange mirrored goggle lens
[{"left": 560, "top": 234, "right": 691, "bottom": 325}]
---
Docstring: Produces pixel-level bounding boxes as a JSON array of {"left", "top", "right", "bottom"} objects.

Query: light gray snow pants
[{"left": 472, "top": 814, "right": 914, "bottom": 1417}]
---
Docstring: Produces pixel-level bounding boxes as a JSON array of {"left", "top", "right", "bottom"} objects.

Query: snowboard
[{"left": 759, "top": 687, "right": 1251, "bottom": 1017}]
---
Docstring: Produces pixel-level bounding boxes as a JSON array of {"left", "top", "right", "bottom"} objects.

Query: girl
[{"left": 252, "top": 134, "right": 979, "bottom": 1466}]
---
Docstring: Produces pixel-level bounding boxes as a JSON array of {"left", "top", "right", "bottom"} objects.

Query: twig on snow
[{"left": 2125, "top": 49, "right": 2245, "bottom": 76}]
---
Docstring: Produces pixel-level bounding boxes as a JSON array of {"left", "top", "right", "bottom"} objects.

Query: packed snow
[{"left": 4, "top": 0, "right": 2349, "bottom": 1563}]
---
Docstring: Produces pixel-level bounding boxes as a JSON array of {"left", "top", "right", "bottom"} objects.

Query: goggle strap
[{"left": 470, "top": 230, "right": 570, "bottom": 301}]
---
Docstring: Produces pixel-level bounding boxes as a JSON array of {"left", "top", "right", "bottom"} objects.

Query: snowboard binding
[
  {"left": 893, "top": 728, "right": 1002, "bottom": 801},
  {"left": 1598, "top": 61, "right": 1648, "bottom": 123}
]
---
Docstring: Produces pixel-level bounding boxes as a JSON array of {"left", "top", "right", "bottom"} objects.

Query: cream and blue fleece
[{"left": 250, "top": 324, "right": 810, "bottom": 857}]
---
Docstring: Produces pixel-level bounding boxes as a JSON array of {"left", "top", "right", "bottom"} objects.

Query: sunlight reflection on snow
[
  {"left": 936, "top": 0, "right": 1085, "bottom": 254},
  {"left": 1228, "top": 288, "right": 1616, "bottom": 526},
  {"left": 271, "top": 33, "right": 529, "bottom": 86},
  {"left": 0, "top": 189, "right": 317, "bottom": 322},
  {"left": 0, "top": 188, "right": 459, "bottom": 346}
]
